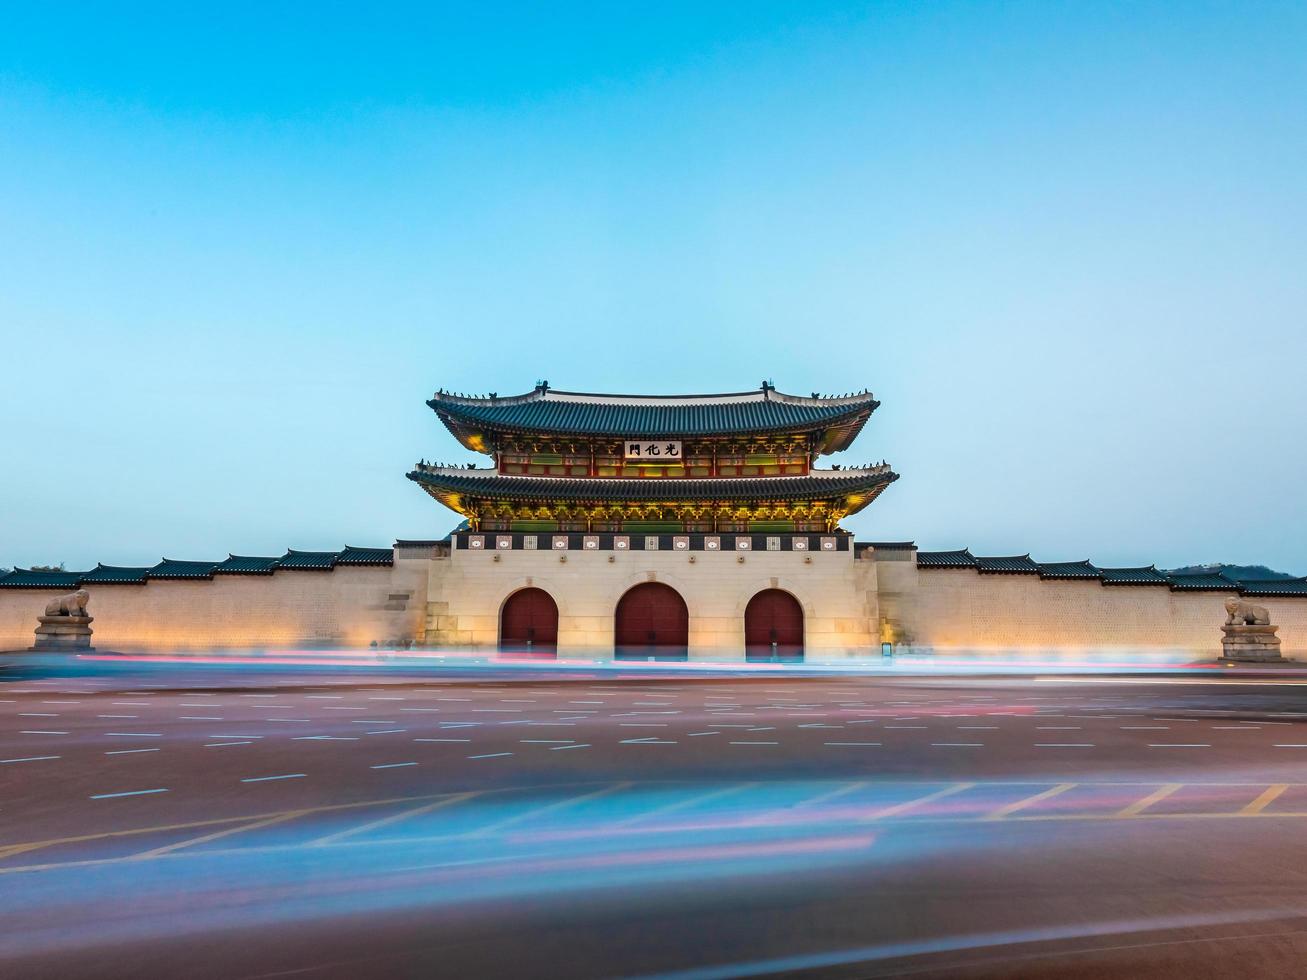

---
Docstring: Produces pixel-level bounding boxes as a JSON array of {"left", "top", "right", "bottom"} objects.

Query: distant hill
[{"left": 1163, "top": 563, "right": 1296, "bottom": 581}]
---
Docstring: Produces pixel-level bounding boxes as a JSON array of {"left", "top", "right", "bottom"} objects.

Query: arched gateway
[
  {"left": 499, "top": 587, "right": 559, "bottom": 658},
  {"left": 615, "top": 582, "right": 689, "bottom": 661},
  {"left": 745, "top": 589, "right": 804, "bottom": 661}
]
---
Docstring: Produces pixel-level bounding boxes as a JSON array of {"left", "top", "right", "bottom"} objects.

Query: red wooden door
[
  {"left": 614, "top": 583, "right": 689, "bottom": 660},
  {"left": 500, "top": 588, "right": 559, "bottom": 657},
  {"left": 745, "top": 589, "right": 804, "bottom": 661}
]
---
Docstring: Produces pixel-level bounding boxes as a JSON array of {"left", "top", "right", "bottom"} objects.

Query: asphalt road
[{"left": 5, "top": 659, "right": 1307, "bottom": 978}]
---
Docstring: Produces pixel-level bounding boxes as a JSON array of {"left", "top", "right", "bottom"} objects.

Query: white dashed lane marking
[
  {"left": 241, "top": 774, "right": 307, "bottom": 783},
  {"left": 90, "top": 788, "right": 169, "bottom": 800}
]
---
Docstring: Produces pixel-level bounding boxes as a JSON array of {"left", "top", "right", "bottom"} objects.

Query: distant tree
[
  {"left": 1165, "top": 563, "right": 1295, "bottom": 581},
  {"left": 29, "top": 563, "right": 66, "bottom": 572}
]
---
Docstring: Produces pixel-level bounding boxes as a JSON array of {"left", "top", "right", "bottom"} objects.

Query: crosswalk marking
[
  {"left": 984, "top": 783, "right": 1076, "bottom": 820},
  {"left": 1118, "top": 783, "right": 1182, "bottom": 817},
  {"left": 1241, "top": 784, "right": 1289, "bottom": 816}
]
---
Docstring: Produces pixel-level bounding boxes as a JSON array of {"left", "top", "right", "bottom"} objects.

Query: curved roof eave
[{"left": 426, "top": 383, "right": 880, "bottom": 452}]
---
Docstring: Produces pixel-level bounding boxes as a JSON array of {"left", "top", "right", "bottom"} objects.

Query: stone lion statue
[
  {"left": 44, "top": 590, "right": 90, "bottom": 617},
  {"left": 1225, "top": 597, "right": 1270, "bottom": 626}
]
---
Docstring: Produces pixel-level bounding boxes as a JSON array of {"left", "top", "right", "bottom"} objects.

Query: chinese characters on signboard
[{"left": 624, "top": 440, "right": 682, "bottom": 461}]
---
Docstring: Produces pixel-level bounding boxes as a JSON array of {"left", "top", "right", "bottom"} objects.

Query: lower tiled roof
[
  {"left": 149, "top": 559, "right": 218, "bottom": 580},
  {"left": 1238, "top": 578, "right": 1307, "bottom": 596},
  {"left": 0, "top": 568, "right": 87, "bottom": 589},
  {"left": 1038, "top": 561, "right": 1101, "bottom": 580},
  {"left": 213, "top": 555, "right": 280, "bottom": 575},
  {"left": 80, "top": 564, "right": 150, "bottom": 584},
  {"left": 1100, "top": 566, "right": 1169, "bottom": 586},
  {"left": 915, "top": 549, "right": 977, "bottom": 568},
  {"left": 408, "top": 465, "right": 897, "bottom": 506},
  {"left": 1166, "top": 572, "right": 1238, "bottom": 591},
  {"left": 278, "top": 550, "right": 338, "bottom": 570},
  {"left": 336, "top": 546, "right": 394, "bottom": 566},
  {"left": 975, "top": 555, "right": 1040, "bottom": 574}
]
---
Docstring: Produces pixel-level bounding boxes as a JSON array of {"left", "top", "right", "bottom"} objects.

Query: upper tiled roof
[
  {"left": 858, "top": 541, "right": 917, "bottom": 551},
  {"left": 1100, "top": 566, "right": 1170, "bottom": 586},
  {"left": 429, "top": 382, "right": 880, "bottom": 453},
  {"left": 916, "top": 549, "right": 977, "bottom": 568},
  {"left": 213, "top": 555, "right": 280, "bottom": 575},
  {"left": 1038, "top": 560, "right": 1102, "bottom": 580},
  {"left": 278, "top": 550, "right": 338, "bottom": 570},
  {"left": 148, "top": 559, "right": 218, "bottom": 580},
  {"left": 1237, "top": 577, "right": 1307, "bottom": 596},
  {"left": 1166, "top": 572, "right": 1238, "bottom": 591},
  {"left": 408, "top": 464, "right": 897, "bottom": 514},
  {"left": 0, "top": 568, "right": 87, "bottom": 589},
  {"left": 975, "top": 554, "right": 1040, "bottom": 574},
  {"left": 80, "top": 564, "right": 150, "bottom": 584},
  {"left": 336, "top": 546, "right": 394, "bottom": 566}
]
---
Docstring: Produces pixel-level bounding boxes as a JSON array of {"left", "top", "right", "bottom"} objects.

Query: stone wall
[
  {"left": 424, "top": 545, "right": 878, "bottom": 659},
  {"left": 4, "top": 542, "right": 1303, "bottom": 659},
  {"left": 888, "top": 563, "right": 1307, "bottom": 658},
  {"left": 0, "top": 560, "right": 431, "bottom": 653}
]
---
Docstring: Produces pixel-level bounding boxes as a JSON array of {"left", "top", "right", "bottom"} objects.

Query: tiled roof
[
  {"left": 336, "top": 546, "right": 394, "bottom": 566},
  {"left": 859, "top": 541, "right": 916, "bottom": 551},
  {"left": 916, "top": 549, "right": 977, "bottom": 568},
  {"left": 975, "top": 554, "right": 1040, "bottom": 574},
  {"left": 1038, "top": 560, "right": 1102, "bottom": 580},
  {"left": 429, "top": 383, "right": 880, "bottom": 453},
  {"left": 408, "top": 465, "right": 897, "bottom": 512},
  {"left": 1099, "top": 566, "right": 1169, "bottom": 585},
  {"left": 278, "top": 550, "right": 338, "bottom": 570},
  {"left": 149, "top": 559, "right": 218, "bottom": 580},
  {"left": 80, "top": 564, "right": 150, "bottom": 584},
  {"left": 1167, "top": 572, "right": 1238, "bottom": 591},
  {"left": 0, "top": 568, "right": 86, "bottom": 589},
  {"left": 1237, "top": 578, "right": 1307, "bottom": 597},
  {"left": 212, "top": 555, "right": 280, "bottom": 575}
]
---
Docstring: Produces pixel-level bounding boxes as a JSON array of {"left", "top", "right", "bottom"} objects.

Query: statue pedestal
[
  {"left": 31, "top": 615, "right": 94, "bottom": 652},
  {"left": 1220, "top": 624, "right": 1282, "bottom": 663}
]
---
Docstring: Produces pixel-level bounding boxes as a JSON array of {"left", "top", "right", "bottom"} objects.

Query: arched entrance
[
  {"left": 745, "top": 589, "right": 804, "bottom": 662},
  {"left": 614, "top": 582, "right": 689, "bottom": 661},
  {"left": 499, "top": 588, "right": 559, "bottom": 658}
]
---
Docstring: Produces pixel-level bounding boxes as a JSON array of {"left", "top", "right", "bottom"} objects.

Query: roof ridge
[{"left": 430, "top": 382, "right": 877, "bottom": 408}]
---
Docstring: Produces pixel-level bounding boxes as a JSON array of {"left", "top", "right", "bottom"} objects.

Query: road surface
[{"left": 4, "top": 657, "right": 1307, "bottom": 978}]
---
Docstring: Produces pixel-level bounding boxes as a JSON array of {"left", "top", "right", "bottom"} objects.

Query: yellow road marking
[
  {"left": 1242, "top": 784, "right": 1289, "bottom": 816},
  {"left": 984, "top": 783, "right": 1076, "bottom": 820},
  {"left": 0, "top": 780, "right": 615, "bottom": 863},
  {"left": 1118, "top": 783, "right": 1182, "bottom": 817},
  {"left": 0, "top": 793, "right": 443, "bottom": 863},
  {"left": 793, "top": 781, "right": 870, "bottom": 809},
  {"left": 613, "top": 783, "right": 757, "bottom": 827},
  {"left": 311, "top": 792, "right": 481, "bottom": 846},
  {"left": 10, "top": 806, "right": 1307, "bottom": 876},
  {"left": 135, "top": 810, "right": 312, "bottom": 858},
  {"left": 466, "top": 781, "right": 633, "bottom": 837},
  {"left": 869, "top": 782, "right": 976, "bottom": 819}
]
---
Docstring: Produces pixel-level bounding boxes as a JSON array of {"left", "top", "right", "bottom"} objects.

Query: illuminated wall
[
  {"left": 0, "top": 561, "right": 430, "bottom": 653},
  {"left": 3, "top": 545, "right": 1303, "bottom": 659},
  {"left": 885, "top": 562, "right": 1307, "bottom": 657}
]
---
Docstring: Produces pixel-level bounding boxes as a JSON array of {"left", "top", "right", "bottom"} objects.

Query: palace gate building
[
  {"left": 408, "top": 382, "right": 898, "bottom": 659},
  {"left": 2, "top": 380, "right": 1306, "bottom": 659}
]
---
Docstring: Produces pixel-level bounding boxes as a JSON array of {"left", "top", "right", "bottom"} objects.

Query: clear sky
[{"left": 2, "top": 2, "right": 1304, "bottom": 574}]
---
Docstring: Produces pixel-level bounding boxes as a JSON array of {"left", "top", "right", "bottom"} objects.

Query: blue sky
[{"left": 2, "top": 2, "right": 1304, "bottom": 573}]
